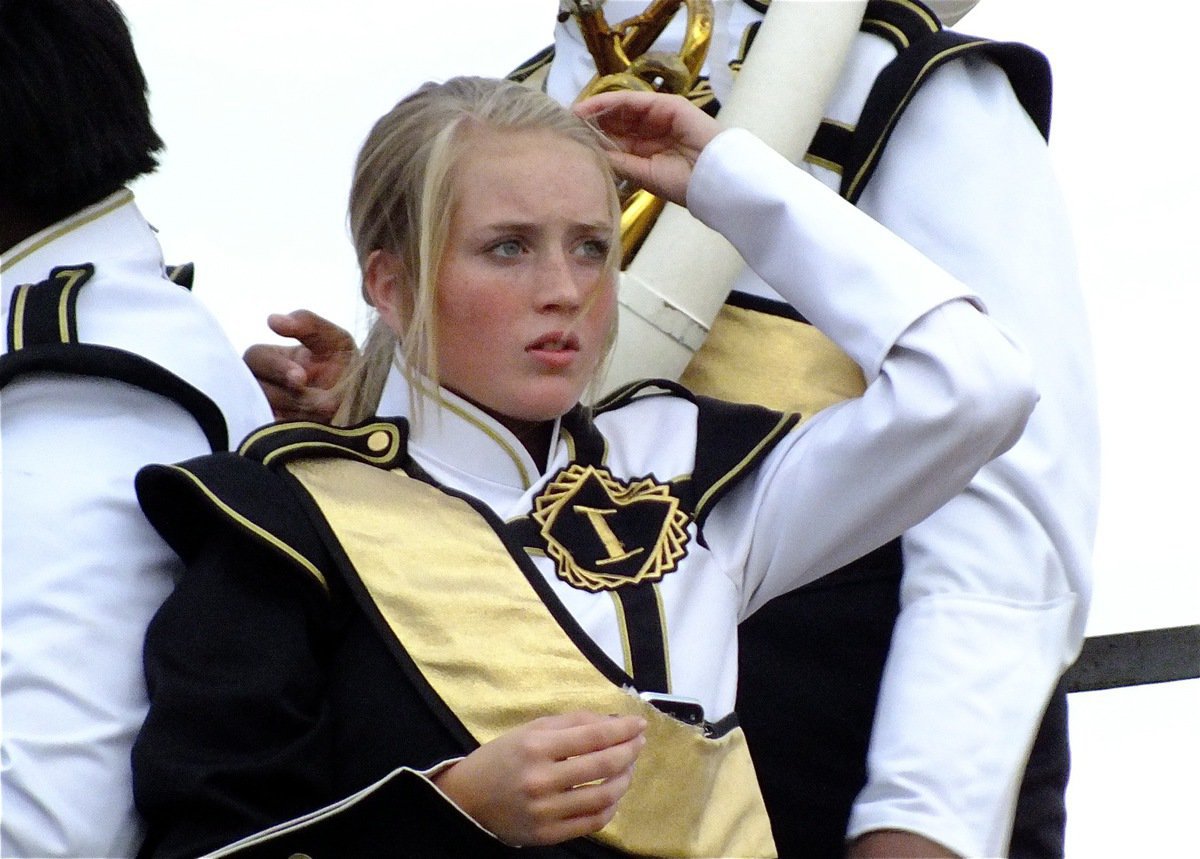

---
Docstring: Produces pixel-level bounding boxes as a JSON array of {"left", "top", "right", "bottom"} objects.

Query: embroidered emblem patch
[{"left": 532, "top": 464, "right": 690, "bottom": 592}]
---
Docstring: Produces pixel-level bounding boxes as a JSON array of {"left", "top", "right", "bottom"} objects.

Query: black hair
[{"left": 0, "top": 0, "right": 164, "bottom": 223}]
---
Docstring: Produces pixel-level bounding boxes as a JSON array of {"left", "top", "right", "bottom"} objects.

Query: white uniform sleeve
[
  {"left": 839, "top": 58, "right": 1099, "bottom": 857},
  {"left": 0, "top": 378, "right": 216, "bottom": 857},
  {"left": 686, "top": 128, "right": 1037, "bottom": 611}
]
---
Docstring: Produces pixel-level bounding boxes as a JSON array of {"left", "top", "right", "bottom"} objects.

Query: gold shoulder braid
[{"left": 286, "top": 456, "right": 776, "bottom": 858}]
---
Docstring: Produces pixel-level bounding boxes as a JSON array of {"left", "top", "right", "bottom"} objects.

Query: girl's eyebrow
[{"left": 477, "top": 219, "right": 614, "bottom": 234}]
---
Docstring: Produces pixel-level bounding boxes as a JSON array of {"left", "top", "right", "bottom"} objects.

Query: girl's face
[{"left": 431, "top": 127, "right": 617, "bottom": 434}]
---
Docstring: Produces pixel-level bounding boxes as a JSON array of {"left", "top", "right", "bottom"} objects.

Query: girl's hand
[
  {"left": 432, "top": 711, "right": 646, "bottom": 847},
  {"left": 574, "top": 91, "right": 723, "bottom": 206}
]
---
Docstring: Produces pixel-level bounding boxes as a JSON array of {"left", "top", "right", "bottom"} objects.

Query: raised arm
[{"left": 580, "top": 91, "right": 1038, "bottom": 602}]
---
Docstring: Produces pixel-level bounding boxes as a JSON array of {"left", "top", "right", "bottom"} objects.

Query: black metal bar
[{"left": 1065, "top": 624, "right": 1200, "bottom": 693}]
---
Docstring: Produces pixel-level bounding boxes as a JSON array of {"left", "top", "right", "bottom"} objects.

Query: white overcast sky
[{"left": 120, "top": 2, "right": 1197, "bottom": 854}]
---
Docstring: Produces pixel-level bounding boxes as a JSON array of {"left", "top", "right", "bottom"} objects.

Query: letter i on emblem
[{"left": 575, "top": 506, "right": 645, "bottom": 566}]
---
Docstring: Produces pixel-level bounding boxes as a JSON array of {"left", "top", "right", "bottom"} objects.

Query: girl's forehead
[
  {"left": 456, "top": 125, "right": 599, "bottom": 168},
  {"left": 448, "top": 128, "right": 614, "bottom": 214}
]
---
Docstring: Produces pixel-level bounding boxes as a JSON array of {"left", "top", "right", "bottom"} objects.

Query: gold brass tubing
[{"left": 620, "top": 190, "right": 667, "bottom": 268}]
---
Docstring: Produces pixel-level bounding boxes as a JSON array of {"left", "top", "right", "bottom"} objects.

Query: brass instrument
[
  {"left": 570, "top": 0, "right": 713, "bottom": 97},
  {"left": 565, "top": 0, "right": 714, "bottom": 265},
  {"left": 564, "top": 0, "right": 868, "bottom": 392}
]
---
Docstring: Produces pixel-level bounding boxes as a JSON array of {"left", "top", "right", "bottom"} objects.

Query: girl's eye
[
  {"left": 490, "top": 239, "right": 523, "bottom": 259},
  {"left": 576, "top": 239, "right": 610, "bottom": 261}
]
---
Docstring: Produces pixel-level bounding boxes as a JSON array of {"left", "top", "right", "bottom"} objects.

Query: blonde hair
[{"left": 336, "top": 76, "right": 621, "bottom": 425}]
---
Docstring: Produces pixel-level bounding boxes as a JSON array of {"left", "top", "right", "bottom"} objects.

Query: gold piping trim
[
  {"left": 695, "top": 413, "right": 796, "bottom": 518},
  {"left": 847, "top": 41, "right": 986, "bottom": 199},
  {"left": 731, "top": 19, "right": 758, "bottom": 73},
  {"left": 240, "top": 419, "right": 349, "bottom": 453},
  {"left": 594, "top": 378, "right": 641, "bottom": 411},
  {"left": 9, "top": 286, "right": 29, "bottom": 351},
  {"left": 405, "top": 368, "right": 534, "bottom": 489},
  {"left": 239, "top": 420, "right": 400, "bottom": 457},
  {"left": 610, "top": 591, "right": 635, "bottom": 676},
  {"left": 260, "top": 440, "right": 398, "bottom": 470},
  {"left": 56, "top": 268, "right": 91, "bottom": 343},
  {"left": 864, "top": 17, "right": 910, "bottom": 48},
  {"left": 1, "top": 190, "right": 133, "bottom": 274},
  {"left": 607, "top": 585, "right": 671, "bottom": 688},
  {"left": 508, "top": 49, "right": 554, "bottom": 81},
  {"left": 165, "top": 465, "right": 328, "bottom": 592},
  {"left": 803, "top": 153, "right": 845, "bottom": 175},
  {"left": 240, "top": 422, "right": 403, "bottom": 468},
  {"left": 890, "top": 0, "right": 940, "bottom": 33},
  {"left": 438, "top": 395, "right": 534, "bottom": 488},
  {"left": 561, "top": 425, "right": 578, "bottom": 463}
]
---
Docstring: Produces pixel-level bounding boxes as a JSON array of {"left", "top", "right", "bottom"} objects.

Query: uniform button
[{"left": 367, "top": 429, "right": 391, "bottom": 452}]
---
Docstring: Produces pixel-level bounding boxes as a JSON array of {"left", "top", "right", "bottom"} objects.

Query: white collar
[
  {"left": 379, "top": 360, "right": 567, "bottom": 492},
  {"left": 2, "top": 189, "right": 162, "bottom": 288}
]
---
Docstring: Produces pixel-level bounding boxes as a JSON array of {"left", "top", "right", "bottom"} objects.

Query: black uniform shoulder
[
  {"left": 800, "top": 0, "right": 1053, "bottom": 204},
  {"left": 843, "top": 0, "right": 1053, "bottom": 202},
  {"left": 688, "top": 392, "right": 799, "bottom": 529},
  {"left": 135, "top": 418, "right": 411, "bottom": 595}
]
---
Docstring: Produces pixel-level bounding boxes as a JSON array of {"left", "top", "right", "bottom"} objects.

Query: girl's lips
[
  {"left": 526, "top": 331, "right": 580, "bottom": 353},
  {"left": 527, "top": 331, "right": 581, "bottom": 369}
]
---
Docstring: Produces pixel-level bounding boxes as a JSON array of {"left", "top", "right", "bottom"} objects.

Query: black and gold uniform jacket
[{"left": 132, "top": 382, "right": 799, "bottom": 859}]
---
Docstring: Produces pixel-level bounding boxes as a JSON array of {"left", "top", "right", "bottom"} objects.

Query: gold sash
[
  {"left": 681, "top": 304, "right": 865, "bottom": 417},
  {"left": 287, "top": 458, "right": 777, "bottom": 858}
]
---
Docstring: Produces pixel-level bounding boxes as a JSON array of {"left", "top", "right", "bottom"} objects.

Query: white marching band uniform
[
  {"left": 0, "top": 190, "right": 272, "bottom": 857},
  {"left": 125, "top": 124, "right": 1033, "bottom": 859},
  {"left": 544, "top": 2, "right": 1099, "bottom": 855}
]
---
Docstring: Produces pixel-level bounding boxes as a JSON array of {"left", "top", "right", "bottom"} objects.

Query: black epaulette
[
  {"left": 236, "top": 417, "right": 409, "bottom": 471},
  {"left": 166, "top": 261, "right": 195, "bottom": 290},
  {"left": 689, "top": 392, "right": 799, "bottom": 531},
  {"left": 592, "top": 376, "right": 694, "bottom": 413},
  {"left": 0, "top": 263, "right": 230, "bottom": 451},
  {"left": 803, "top": 0, "right": 1054, "bottom": 204}
]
